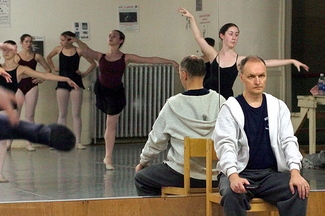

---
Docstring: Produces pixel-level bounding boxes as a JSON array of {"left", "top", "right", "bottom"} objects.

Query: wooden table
[{"left": 295, "top": 95, "right": 325, "bottom": 154}]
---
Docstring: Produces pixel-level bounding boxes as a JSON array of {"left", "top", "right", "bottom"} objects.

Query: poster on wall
[
  {"left": 118, "top": 5, "right": 139, "bottom": 32},
  {"left": 32, "top": 36, "right": 44, "bottom": 56},
  {"left": 72, "top": 22, "right": 90, "bottom": 40},
  {"left": 199, "top": 14, "right": 211, "bottom": 38},
  {"left": 0, "top": 0, "right": 10, "bottom": 27}
]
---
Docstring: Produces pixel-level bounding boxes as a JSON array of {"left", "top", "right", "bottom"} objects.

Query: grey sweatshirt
[{"left": 139, "top": 90, "right": 226, "bottom": 179}]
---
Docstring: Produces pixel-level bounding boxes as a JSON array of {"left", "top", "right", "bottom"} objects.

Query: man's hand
[
  {"left": 135, "top": 163, "right": 148, "bottom": 172},
  {"left": 229, "top": 173, "right": 250, "bottom": 194},
  {"left": 289, "top": 169, "right": 310, "bottom": 199}
]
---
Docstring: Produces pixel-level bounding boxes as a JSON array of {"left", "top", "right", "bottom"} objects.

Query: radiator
[{"left": 92, "top": 64, "right": 175, "bottom": 141}]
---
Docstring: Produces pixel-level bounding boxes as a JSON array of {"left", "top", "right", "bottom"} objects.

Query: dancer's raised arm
[
  {"left": 125, "top": 54, "right": 179, "bottom": 70},
  {"left": 68, "top": 36, "right": 102, "bottom": 62},
  {"left": 178, "top": 7, "right": 217, "bottom": 62},
  {"left": 264, "top": 59, "right": 309, "bottom": 72}
]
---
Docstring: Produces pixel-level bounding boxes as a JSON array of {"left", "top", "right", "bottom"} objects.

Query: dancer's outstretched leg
[
  {"left": 0, "top": 113, "right": 76, "bottom": 183},
  {"left": 0, "top": 114, "right": 76, "bottom": 151}
]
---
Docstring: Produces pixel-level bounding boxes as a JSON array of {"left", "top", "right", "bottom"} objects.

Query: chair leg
[{"left": 206, "top": 200, "right": 212, "bottom": 216}]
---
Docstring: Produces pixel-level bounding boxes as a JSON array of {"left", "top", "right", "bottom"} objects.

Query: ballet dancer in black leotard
[
  {"left": 47, "top": 31, "right": 96, "bottom": 150},
  {"left": 178, "top": 7, "right": 309, "bottom": 99}
]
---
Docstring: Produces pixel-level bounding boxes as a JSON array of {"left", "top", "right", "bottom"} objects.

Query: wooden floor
[
  {"left": 0, "top": 191, "right": 324, "bottom": 216},
  {"left": 1, "top": 143, "right": 325, "bottom": 216}
]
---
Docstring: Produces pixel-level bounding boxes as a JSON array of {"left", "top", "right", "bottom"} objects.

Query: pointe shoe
[
  {"left": 26, "top": 145, "right": 36, "bottom": 151},
  {"left": 6, "top": 143, "right": 12, "bottom": 151},
  {"left": 76, "top": 143, "right": 86, "bottom": 150},
  {"left": 103, "top": 158, "right": 115, "bottom": 170},
  {"left": 105, "top": 164, "right": 115, "bottom": 170},
  {"left": 0, "top": 174, "right": 9, "bottom": 183}
]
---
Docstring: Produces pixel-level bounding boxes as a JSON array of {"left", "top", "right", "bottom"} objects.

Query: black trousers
[
  {"left": 0, "top": 114, "right": 50, "bottom": 144},
  {"left": 134, "top": 163, "right": 218, "bottom": 196},
  {"left": 218, "top": 169, "right": 308, "bottom": 216}
]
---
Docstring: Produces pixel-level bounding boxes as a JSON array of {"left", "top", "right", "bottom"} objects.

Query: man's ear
[
  {"left": 181, "top": 70, "right": 188, "bottom": 80},
  {"left": 239, "top": 73, "right": 244, "bottom": 83}
]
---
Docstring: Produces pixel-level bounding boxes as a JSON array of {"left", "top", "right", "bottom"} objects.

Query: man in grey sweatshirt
[{"left": 134, "top": 55, "right": 225, "bottom": 196}]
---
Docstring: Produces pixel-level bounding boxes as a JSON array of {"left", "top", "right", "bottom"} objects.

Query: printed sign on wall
[{"left": 73, "top": 22, "right": 90, "bottom": 40}]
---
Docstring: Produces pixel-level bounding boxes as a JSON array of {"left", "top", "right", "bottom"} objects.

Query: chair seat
[{"left": 162, "top": 186, "right": 219, "bottom": 196}]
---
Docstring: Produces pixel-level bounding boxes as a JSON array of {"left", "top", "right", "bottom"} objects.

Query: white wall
[
  {"left": 216, "top": 0, "right": 287, "bottom": 98},
  {"left": 0, "top": 0, "right": 289, "bottom": 147}
]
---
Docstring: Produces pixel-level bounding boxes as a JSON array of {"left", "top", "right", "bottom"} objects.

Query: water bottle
[{"left": 318, "top": 73, "right": 324, "bottom": 96}]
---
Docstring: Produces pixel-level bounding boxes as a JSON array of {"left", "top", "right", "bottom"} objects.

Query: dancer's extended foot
[
  {"left": 103, "top": 158, "right": 115, "bottom": 170},
  {"left": 26, "top": 144, "right": 36, "bottom": 151},
  {"left": 0, "top": 174, "right": 9, "bottom": 183},
  {"left": 6, "top": 143, "right": 11, "bottom": 151},
  {"left": 76, "top": 143, "right": 86, "bottom": 150}
]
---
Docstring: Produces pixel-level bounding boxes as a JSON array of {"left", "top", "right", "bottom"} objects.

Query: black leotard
[
  {"left": 17, "top": 53, "right": 38, "bottom": 95},
  {"left": 94, "top": 54, "right": 126, "bottom": 115},
  {"left": 56, "top": 48, "right": 84, "bottom": 91},
  {"left": 204, "top": 55, "right": 239, "bottom": 99},
  {"left": 0, "top": 66, "right": 19, "bottom": 93}
]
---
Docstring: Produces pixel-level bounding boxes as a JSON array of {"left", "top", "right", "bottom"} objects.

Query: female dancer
[
  {"left": 47, "top": 31, "right": 96, "bottom": 150},
  {"left": 6, "top": 34, "right": 52, "bottom": 151},
  {"left": 0, "top": 40, "right": 78, "bottom": 182},
  {"left": 178, "top": 8, "right": 309, "bottom": 99},
  {"left": 69, "top": 30, "right": 179, "bottom": 170}
]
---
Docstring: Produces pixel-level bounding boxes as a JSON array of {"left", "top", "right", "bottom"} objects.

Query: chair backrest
[
  {"left": 183, "top": 137, "right": 217, "bottom": 194},
  {"left": 206, "top": 139, "right": 218, "bottom": 194}
]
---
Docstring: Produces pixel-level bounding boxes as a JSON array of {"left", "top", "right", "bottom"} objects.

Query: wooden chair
[
  {"left": 206, "top": 139, "right": 279, "bottom": 216},
  {"left": 161, "top": 136, "right": 218, "bottom": 196}
]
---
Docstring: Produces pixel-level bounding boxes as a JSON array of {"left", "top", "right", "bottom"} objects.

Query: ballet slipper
[
  {"left": 103, "top": 158, "right": 115, "bottom": 170},
  {"left": 26, "top": 144, "right": 36, "bottom": 151},
  {"left": 0, "top": 174, "right": 9, "bottom": 183},
  {"left": 76, "top": 143, "right": 86, "bottom": 150},
  {"left": 6, "top": 143, "right": 12, "bottom": 151}
]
